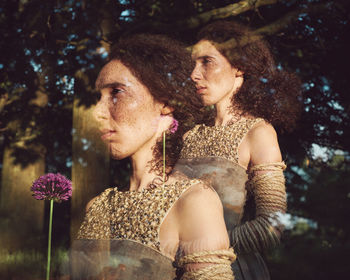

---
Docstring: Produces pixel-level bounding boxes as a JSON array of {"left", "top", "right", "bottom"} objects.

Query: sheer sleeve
[
  {"left": 175, "top": 183, "right": 236, "bottom": 279},
  {"left": 230, "top": 162, "right": 287, "bottom": 253}
]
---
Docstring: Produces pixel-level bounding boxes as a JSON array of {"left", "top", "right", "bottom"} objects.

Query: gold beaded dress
[
  {"left": 71, "top": 179, "right": 198, "bottom": 280},
  {"left": 70, "top": 178, "right": 235, "bottom": 280},
  {"left": 175, "top": 118, "right": 287, "bottom": 280}
]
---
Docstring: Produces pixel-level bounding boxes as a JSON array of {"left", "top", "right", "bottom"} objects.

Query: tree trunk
[
  {"left": 71, "top": 99, "right": 110, "bottom": 241},
  {"left": 0, "top": 146, "right": 45, "bottom": 251}
]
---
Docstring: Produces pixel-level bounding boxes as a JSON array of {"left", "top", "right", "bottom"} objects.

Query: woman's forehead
[
  {"left": 192, "top": 40, "right": 219, "bottom": 58},
  {"left": 95, "top": 60, "right": 135, "bottom": 90}
]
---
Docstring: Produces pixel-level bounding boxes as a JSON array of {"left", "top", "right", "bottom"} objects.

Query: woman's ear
[
  {"left": 161, "top": 105, "right": 174, "bottom": 116},
  {"left": 233, "top": 69, "right": 244, "bottom": 94},
  {"left": 236, "top": 69, "right": 244, "bottom": 77}
]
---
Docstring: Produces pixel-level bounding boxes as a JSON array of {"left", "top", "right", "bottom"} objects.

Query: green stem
[
  {"left": 46, "top": 199, "right": 54, "bottom": 280},
  {"left": 163, "top": 131, "right": 166, "bottom": 183}
]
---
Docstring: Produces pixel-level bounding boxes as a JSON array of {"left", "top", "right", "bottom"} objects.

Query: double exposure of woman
[
  {"left": 71, "top": 34, "right": 236, "bottom": 279},
  {"left": 176, "top": 21, "right": 302, "bottom": 279}
]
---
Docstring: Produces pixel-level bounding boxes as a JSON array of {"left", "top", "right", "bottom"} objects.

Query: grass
[{"left": 0, "top": 247, "right": 69, "bottom": 280}]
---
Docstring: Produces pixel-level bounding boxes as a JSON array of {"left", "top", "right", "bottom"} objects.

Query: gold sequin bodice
[
  {"left": 180, "top": 118, "right": 263, "bottom": 163},
  {"left": 176, "top": 118, "right": 280, "bottom": 280},
  {"left": 77, "top": 179, "right": 199, "bottom": 252},
  {"left": 176, "top": 118, "right": 264, "bottom": 229}
]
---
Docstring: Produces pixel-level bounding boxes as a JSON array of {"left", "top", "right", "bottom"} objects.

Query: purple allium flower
[
  {"left": 31, "top": 173, "right": 72, "bottom": 202},
  {"left": 169, "top": 118, "right": 178, "bottom": 134}
]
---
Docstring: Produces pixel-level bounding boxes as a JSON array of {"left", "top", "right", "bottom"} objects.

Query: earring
[
  {"left": 162, "top": 118, "right": 178, "bottom": 184},
  {"left": 162, "top": 131, "right": 166, "bottom": 184}
]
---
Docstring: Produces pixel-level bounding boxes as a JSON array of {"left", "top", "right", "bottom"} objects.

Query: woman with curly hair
[
  {"left": 176, "top": 21, "right": 302, "bottom": 279},
  {"left": 71, "top": 34, "right": 236, "bottom": 280}
]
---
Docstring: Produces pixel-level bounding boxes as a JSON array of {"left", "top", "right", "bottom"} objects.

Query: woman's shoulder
[
  {"left": 173, "top": 181, "right": 229, "bottom": 251},
  {"left": 85, "top": 187, "right": 116, "bottom": 212},
  {"left": 182, "top": 124, "right": 204, "bottom": 140},
  {"left": 175, "top": 181, "right": 224, "bottom": 228},
  {"left": 245, "top": 119, "right": 282, "bottom": 165},
  {"left": 177, "top": 181, "right": 222, "bottom": 209},
  {"left": 246, "top": 118, "right": 276, "bottom": 136}
]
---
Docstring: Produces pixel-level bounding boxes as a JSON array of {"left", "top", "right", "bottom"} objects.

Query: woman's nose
[
  {"left": 190, "top": 64, "right": 202, "bottom": 81},
  {"left": 93, "top": 98, "right": 108, "bottom": 122}
]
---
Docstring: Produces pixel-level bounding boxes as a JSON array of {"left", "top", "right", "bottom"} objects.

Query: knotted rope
[
  {"left": 178, "top": 248, "right": 236, "bottom": 279},
  {"left": 231, "top": 162, "right": 287, "bottom": 253}
]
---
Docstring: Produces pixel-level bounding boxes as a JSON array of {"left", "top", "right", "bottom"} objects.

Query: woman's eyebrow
[
  {"left": 197, "top": 55, "right": 214, "bottom": 60},
  {"left": 96, "top": 81, "right": 126, "bottom": 91}
]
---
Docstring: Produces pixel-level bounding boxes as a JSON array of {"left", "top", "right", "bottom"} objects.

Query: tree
[{"left": 0, "top": 0, "right": 349, "bottom": 279}]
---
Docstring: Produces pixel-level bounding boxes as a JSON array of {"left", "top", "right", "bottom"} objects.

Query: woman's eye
[
  {"left": 112, "top": 88, "right": 122, "bottom": 94},
  {"left": 111, "top": 88, "right": 123, "bottom": 104},
  {"left": 95, "top": 92, "right": 102, "bottom": 103},
  {"left": 202, "top": 58, "right": 212, "bottom": 65}
]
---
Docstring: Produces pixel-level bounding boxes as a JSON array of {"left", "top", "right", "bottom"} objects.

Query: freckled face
[
  {"left": 191, "top": 40, "right": 242, "bottom": 106},
  {"left": 94, "top": 60, "right": 162, "bottom": 159}
]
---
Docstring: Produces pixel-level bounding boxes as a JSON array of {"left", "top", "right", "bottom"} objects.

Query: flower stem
[
  {"left": 46, "top": 199, "right": 54, "bottom": 280},
  {"left": 163, "top": 131, "right": 166, "bottom": 183}
]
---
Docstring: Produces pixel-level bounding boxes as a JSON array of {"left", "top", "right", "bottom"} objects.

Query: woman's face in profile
[
  {"left": 94, "top": 59, "right": 162, "bottom": 159},
  {"left": 191, "top": 40, "right": 242, "bottom": 106}
]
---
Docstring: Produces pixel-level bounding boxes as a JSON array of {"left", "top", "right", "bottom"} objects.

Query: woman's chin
[
  {"left": 109, "top": 148, "right": 128, "bottom": 160},
  {"left": 202, "top": 97, "right": 216, "bottom": 106},
  {"left": 111, "top": 154, "right": 128, "bottom": 161}
]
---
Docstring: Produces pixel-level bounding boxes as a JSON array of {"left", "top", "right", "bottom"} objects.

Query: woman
[
  {"left": 176, "top": 21, "right": 302, "bottom": 279},
  {"left": 72, "top": 34, "right": 235, "bottom": 280}
]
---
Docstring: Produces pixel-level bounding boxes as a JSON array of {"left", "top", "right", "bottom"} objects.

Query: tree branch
[
  {"left": 135, "top": 0, "right": 278, "bottom": 33},
  {"left": 176, "top": 0, "right": 278, "bottom": 29},
  {"left": 253, "top": 2, "right": 331, "bottom": 36},
  {"left": 202, "top": 2, "right": 332, "bottom": 52}
]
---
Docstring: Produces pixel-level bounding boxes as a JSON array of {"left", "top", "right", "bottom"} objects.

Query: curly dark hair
[
  {"left": 109, "top": 34, "right": 203, "bottom": 176},
  {"left": 197, "top": 20, "right": 302, "bottom": 132}
]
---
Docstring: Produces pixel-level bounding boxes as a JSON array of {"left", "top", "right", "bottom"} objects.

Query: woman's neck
[
  {"left": 129, "top": 146, "right": 161, "bottom": 191},
  {"left": 214, "top": 97, "right": 243, "bottom": 126},
  {"left": 129, "top": 115, "right": 173, "bottom": 191}
]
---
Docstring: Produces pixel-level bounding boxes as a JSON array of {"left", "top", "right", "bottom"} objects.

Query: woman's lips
[
  {"left": 100, "top": 130, "right": 116, "bottom": 140},
  {"left": 196, "top": 86, "right": 207, "bottom": 94}
]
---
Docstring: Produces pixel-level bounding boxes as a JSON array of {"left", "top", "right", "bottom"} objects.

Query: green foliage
[
  {"left": 269, "top": 155, "right": 350, "bottom": 279},
  {"left": 0, "top": 247, "right": 69, "bottom": 279},
  {"left": 0, "top": 0, "right": 349, "bottom": 279}
]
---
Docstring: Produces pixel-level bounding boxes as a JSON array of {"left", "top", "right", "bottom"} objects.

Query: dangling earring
[
  {"left": 162, "top": 131, "right": 166, "bottom": 184},
  {"left": 162, "top": 118, "right": 178, "bottom": 184}
]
